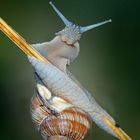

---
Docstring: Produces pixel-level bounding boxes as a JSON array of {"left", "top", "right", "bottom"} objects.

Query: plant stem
[{"left": 0, "top": 17, "right": 48, "bottom": 63}]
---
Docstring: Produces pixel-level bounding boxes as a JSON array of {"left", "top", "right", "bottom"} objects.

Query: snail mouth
[
  {"left": 62, "top": 41, "right": 75, "bottom": 47},
  {"left": 60, "top": 36, "right": 79, "bottom": 48}
]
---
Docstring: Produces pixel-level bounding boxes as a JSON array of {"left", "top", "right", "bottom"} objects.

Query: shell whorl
[{"left": 31, "top": 95, "right": 91, "bottom": 140}]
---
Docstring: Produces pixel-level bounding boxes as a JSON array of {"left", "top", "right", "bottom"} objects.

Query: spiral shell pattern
[{"left": 31, "top": 94, "right": 91, "bottom": 140}]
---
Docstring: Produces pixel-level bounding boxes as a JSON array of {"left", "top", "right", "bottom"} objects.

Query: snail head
[{"left": 49, "top": 1, "right": 112, "bottom": 45}]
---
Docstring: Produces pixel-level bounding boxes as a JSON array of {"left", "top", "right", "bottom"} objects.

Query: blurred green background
[{"left": 0, "top": 0, "right": 140, "bottom": 139}]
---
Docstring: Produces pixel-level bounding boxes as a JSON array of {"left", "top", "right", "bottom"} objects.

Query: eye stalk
[
  {"left": 80, "top": 19, "right": 112, "bottom": 33},
  {"left": 49, "top": 1, "right": 112, "bottom": 44},
  {"left": 49, "top": 1, "right": 72, "bottom": 27}
]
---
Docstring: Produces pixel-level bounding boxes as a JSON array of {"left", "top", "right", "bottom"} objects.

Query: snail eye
[{"left": 37, "top": 84, "right": 52, "bottom": 100}]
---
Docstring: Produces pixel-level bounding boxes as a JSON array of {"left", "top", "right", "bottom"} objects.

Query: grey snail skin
[{"left": 0, "top": 1, "right": 132, "bottom": 140}]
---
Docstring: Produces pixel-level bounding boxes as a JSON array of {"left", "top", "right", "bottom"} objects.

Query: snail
[
  {"left": 28, "top": 2, "right": 131, "bottom": 140},
  {"left": 0, "top": 1, "right": 132, "bottom": 140}
]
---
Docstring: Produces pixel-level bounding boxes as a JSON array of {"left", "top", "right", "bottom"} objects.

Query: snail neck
[
  {"left": 47, "top": 36, "right": 80, "bottom": 73},
  {"left": 33, "top": 36, "right": 80, "bottom": 73},
  {"left": 48, "top": 135, "right": 70, "bottom": 140}
]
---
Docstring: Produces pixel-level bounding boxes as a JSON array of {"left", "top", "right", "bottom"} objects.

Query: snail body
[
  {"left": 28, "top": 56, "right": 116, "bottom": 137},
  {"left": 29, "top": 2, "right": 131, "bottom": 140}
]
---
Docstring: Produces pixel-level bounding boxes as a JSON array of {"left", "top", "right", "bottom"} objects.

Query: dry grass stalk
[{"left": 0, "top": 17, "right": 48, "bottom": 63}]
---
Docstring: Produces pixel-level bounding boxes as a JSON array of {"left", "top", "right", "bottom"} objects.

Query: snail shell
[{"left": 31, "top": 94, "right": 91, "bottom": 140}]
